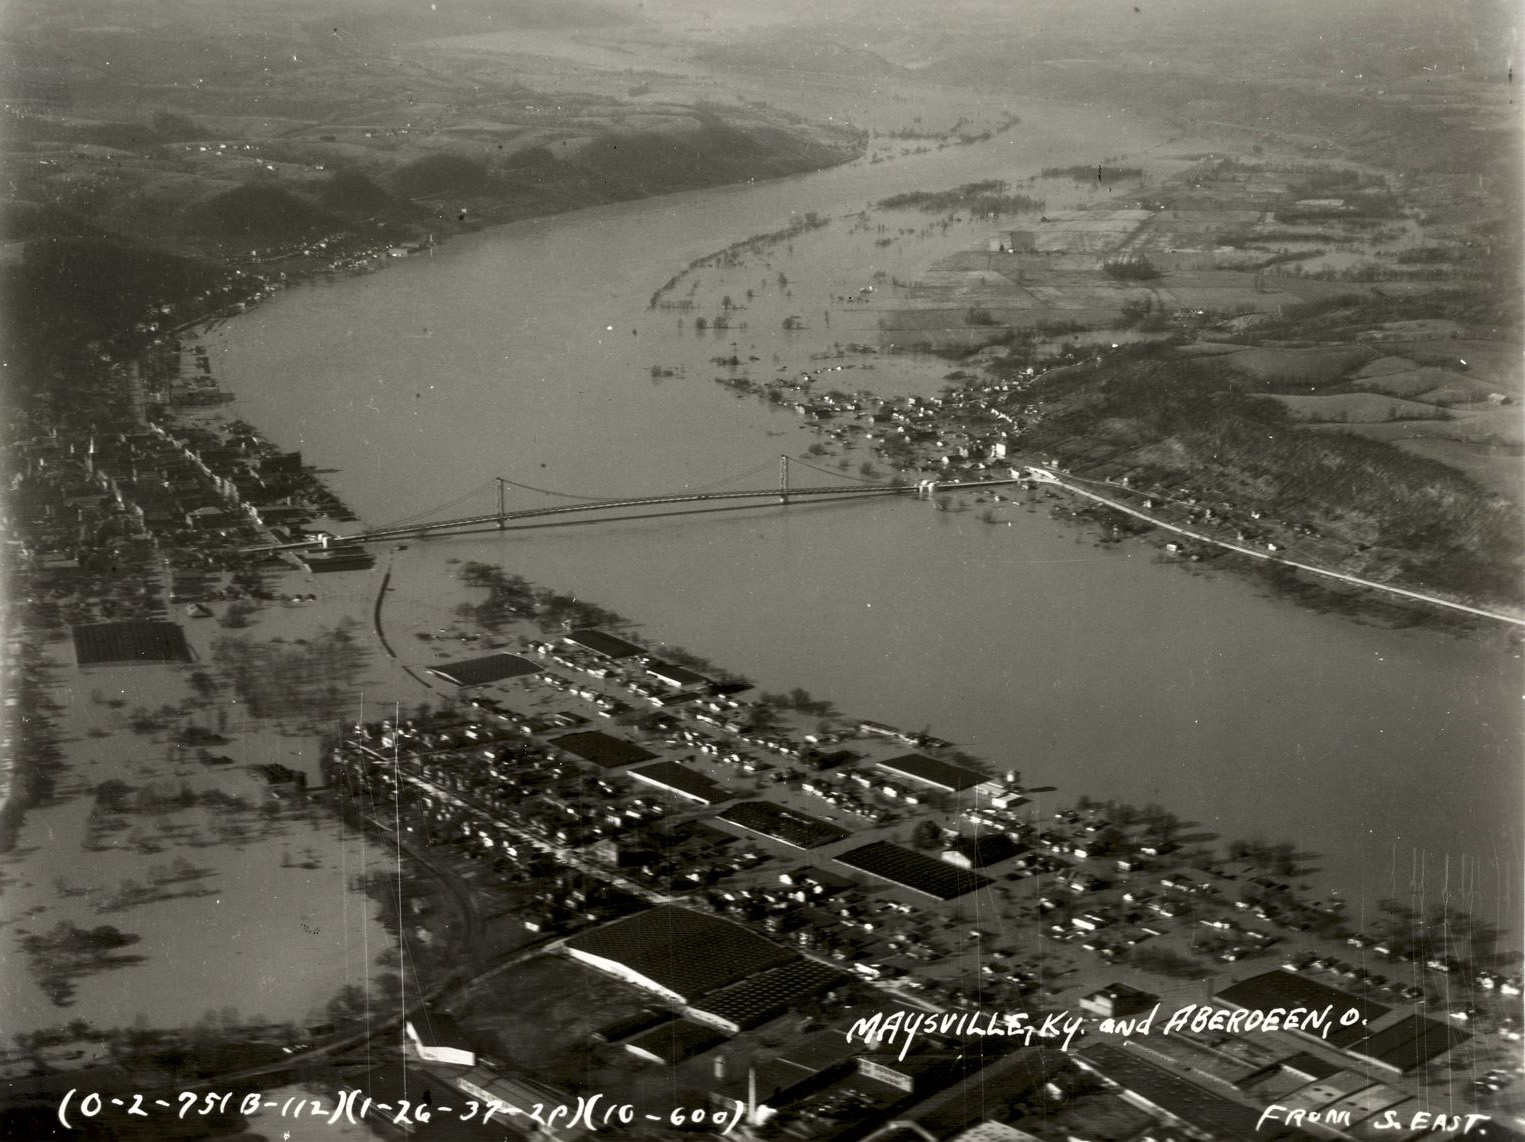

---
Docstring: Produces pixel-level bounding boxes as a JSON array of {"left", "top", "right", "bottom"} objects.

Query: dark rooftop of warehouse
[
  {"left": 551, "top": 730, "right": 657, "bottom": 769},
  {"left": 427, "top": 653, "right": 541, "bottom": 687},
  {"left": 624, "top": 1019, "right": 726, "bottom": 1065},
  {"left": 909, "top": 1048, "right": 1065, "bottom": 1140},
  {"left": 646, "top": 660, "right": 708, "bottom": 688},
  {"left": 590, "top": 1009, "right": 671, "bottom": 1045},
  {"left": 1216, "top": 971, "right": 1389, "bottom": 1048},
  {"left": 1079, "top": 1044, "right": 1299, "bottom": 1142},
  {"left": 1347, "top": 1013, "right": 1468, "bottom": 1073},
  {"left": 946, "top": 833, "right": 1026, "bottom": 867},
  {"left": 689, "top": 958, "right": 851, "bottom": 1031},
  {"left": 630, "top": 760, "right": 732, "bottom": 804},
  {"left": 714, "top": 1058, "right": 820, "bottom": 1111},
  {"left": 73, "top": 621, "right": 193, "bottom": 666},
  {"left": 1268, "top": 1051, "right": 1341, "bottom": 1083},
  {"left": 836, "top": 840, "right": 994, "bottom": 900},
  {"left": 877, "top": 753, "right": 990, "bottom": 792},
  {"left": 565, "top": 629, "right": 645, "bottom": 659},
  {"left": 719, "top": 800, "right": 851, "bottom": 849},
  {"left": 564, "top": 905, "right": 798, "bottom": 1002},
  {"left": 782, "top": 1027, "right": 864, "bottom": 1073}
]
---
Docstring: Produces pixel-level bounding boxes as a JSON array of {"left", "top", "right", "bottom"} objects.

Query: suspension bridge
[
  {"left": 251, "top": 455, "right": 1027, "bottom": 553},
  {"left": 246, "top": 456, "right": 1523, "bottom": 626}
]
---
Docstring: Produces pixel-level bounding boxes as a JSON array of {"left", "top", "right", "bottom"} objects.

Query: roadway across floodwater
[
  {"left": 1027, "top": 468, "right": 1525, "bottom": 628},
  {"left": 271, "top": 462, "right": 1524, "bottom": 628},
  {"left": 252, "top": 475, "right": 1016, "bottom": 551}
]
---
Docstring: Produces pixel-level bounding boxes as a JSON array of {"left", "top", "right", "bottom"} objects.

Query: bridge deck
[{"left": 251, "top": 477, "right": 1024, "bottom": 553}]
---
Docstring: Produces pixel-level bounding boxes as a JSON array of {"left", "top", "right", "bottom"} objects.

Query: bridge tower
[
  {"left": 779, "top": 455, "right": 789, "bottom": 505},
  {"left": 496, "top": 477, "right": 507, "bottom": 530}
]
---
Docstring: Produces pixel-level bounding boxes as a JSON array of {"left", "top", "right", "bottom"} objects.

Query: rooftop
[
  {"left": 564, "top": 905, "right": 798, "bottom": 1003},
  {"left": 1346, "top": 1013, "right": 1469, "bottom": 1074},
  {"left": 565, "top": 628, "right": 645, "bottom": 659},
  {"left": 405, "top": 1009, "right": 473, "bottom": 1053},
  {"left": 72, "top": 621, "right": 194, "bottom": 666},
  {"left": 836, "top": 840, "right": 994, "bottom": 900},
  {"left": 714, "top": 1057, "right": 819, "bottom": 1109},
  {"left": 646, "top": 660, "right": 708, "bottom": 688},
  {"left": 590, "top": 1009, "right": 671, "bottom": 1044},
  {"left": 630, "top": 760, "right": 732, "bottom": 805},
  {"left": 877, "top": 753, "right": 991, "bottom": 792},
  {"left": 1081, "top": 981, "right": 1160, "bottom": 1011},
  {"left": 427, "top": 653, "right": 541, "bottom": 687},
  {"left": 719, "top": 800, "right": 851, "bottom": 849},
  {"left": 1077, "top": 1044, "right": 1297, "bottom": 1142},
  {"left": 688, "top": 958, "right": 849, "bottom": 1031},
  {"left": 1271, "top": 1051, "right": 1342, "bottom": 1083},
  {"left": 1216, "top": 971, "right": 1389, "bottom": 1049},
  {"left": 551, "top": 730, "right": 657, "bottom": 769},
  {"left": 623, "top": 1019, "right": 726, "bottom": 1065},
  {"left": 944, "top": 833, "right": 1024, "bottom": 867}
]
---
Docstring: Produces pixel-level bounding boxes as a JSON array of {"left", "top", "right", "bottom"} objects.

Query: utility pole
[
  {"left": 496, "top": 477, "right": 507, "bottom": 529},
  {"left": 779, "top": 455, "right": 789, "bottom": 505}
]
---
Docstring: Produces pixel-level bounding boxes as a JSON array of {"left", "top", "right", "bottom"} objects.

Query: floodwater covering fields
[
  {"left": 5, "top": 95, "right": 1516, "bottom": 1044},
  {"left": 205, "top": 105, "right": 1522, "bottom": 949}
]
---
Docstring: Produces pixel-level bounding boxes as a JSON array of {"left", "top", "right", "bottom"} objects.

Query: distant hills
[
  {"left": 192, "top": 184, "right": 338, "bottom": 242},
  {"left": 3, "top": 236, "right": 221, "bottom": 339}
]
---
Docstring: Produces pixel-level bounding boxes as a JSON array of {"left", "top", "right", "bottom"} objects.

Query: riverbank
[
  {"left": 0, "top": 75, "right": 875, "bottom": 884},
  {"left": 1037, "top": 468, "right": 1524, "bottom": 628},
  {"left": 321, "top": 554, "right": 1523, "bottom": 1135},
  {"left": 6, "top": 78, "right": 1519, "bottom": 1044},
  {"left": 980, "top": 345, "right": 1523, "bottom": 617},
  {"left": 0, "top": 98, "right": 877, "bottom": 1045},
  {"left": 195, "top": 104, "right": 1520, "bottom": 958}
]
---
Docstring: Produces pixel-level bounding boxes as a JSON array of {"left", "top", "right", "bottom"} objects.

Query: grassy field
[{"left": 1268, "top": 392, "right": 1452, "bottom": 422}]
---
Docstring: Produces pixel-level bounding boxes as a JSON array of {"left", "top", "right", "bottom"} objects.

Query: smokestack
[
  {"left": 747, "top": 1065, "right": 757, "bottom": 1126},
  {"left": 714, "top": 1054, "right": 726, "bottom": 1081}
]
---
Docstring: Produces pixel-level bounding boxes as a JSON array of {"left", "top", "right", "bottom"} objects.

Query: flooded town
[{"left": 2, "top": 1, "right": 1522, "bottom": 1140}]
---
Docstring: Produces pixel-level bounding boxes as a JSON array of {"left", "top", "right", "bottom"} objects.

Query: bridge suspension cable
[
  {"left": 365, "top": 458, "right": 848, "bottom": 536},
  {"left": 786, "top": 454, "right": 896, "bottom": 486},
  {"left": 253, "top": 472, "right": 1024, "bottom": 554},
  {"left": 494, "top": 477, "right": 611, "bottom": 502},
  {"left": 496, "top": 457, "right": 783, "bottom": 503},
  {"left": 682, "top": 457, "right": 777, "bottom": 495},
  {"left": 365, "top": 478, "right": 501, "bottom": 531}
]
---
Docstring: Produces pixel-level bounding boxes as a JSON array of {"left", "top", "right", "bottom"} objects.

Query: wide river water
[{"left": 207, "top": 109, "right": 1523, "bottom": 943}]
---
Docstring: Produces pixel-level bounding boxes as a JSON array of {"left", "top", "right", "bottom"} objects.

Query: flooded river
[{"left": 208, "top": 106, "right": 1522, "bottom": 941}]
